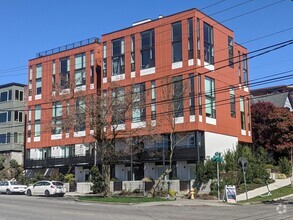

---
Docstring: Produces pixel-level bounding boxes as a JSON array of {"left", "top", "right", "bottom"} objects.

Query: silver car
[
  {"left": 0, "top": 181, "right": 27, "bottom": 195},
  {"left": 26, "top": 181, "right": 66, "bottom": 197}
]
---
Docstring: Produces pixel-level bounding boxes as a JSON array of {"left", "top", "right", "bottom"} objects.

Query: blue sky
[{"left": 0, "top": 0, "right": 292, "bottom": 88}]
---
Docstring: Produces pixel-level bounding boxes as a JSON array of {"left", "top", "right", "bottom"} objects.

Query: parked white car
[
  {"left": 26, "top": 181, "right": 66, "bottom": 197},
  {"left": 0, "top": 181, "right": 27, "bottom": 195}
]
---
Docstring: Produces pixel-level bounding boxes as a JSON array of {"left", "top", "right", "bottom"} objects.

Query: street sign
[{"left": 238, "top": 157, "right": 248, "bottom": 170}]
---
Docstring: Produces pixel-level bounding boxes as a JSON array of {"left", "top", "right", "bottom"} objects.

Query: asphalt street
[{"left": 0, "top": 194, "right": 292, "bottom": 220}]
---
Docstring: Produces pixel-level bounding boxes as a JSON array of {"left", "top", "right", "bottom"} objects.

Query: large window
[
  {"left": 131, "top": 35, "right": 135, "bottom": 72},
  {"left": 29, "top": 67, "right": 32, "bottom": 96},
  {"left": 75, "top": 98, "right": 86, "bottom": 132},
  {"left": 103, "top": 43, "right": 107, "bottom": 77},
  {"left": 188, "top": 18, "right": 194, "bottom": 59},
  {"left": 230, "top": 86, "right": 236, "bottom": 117},
  {"left": 0, "top": 111, "right": 11, "bottom": 123},
  {"left": 52, "top": 102, "right": 62, "bottom": 135},
  {"left": 240, "top": 96, "right": 246, "bottom": 130},
  {"left": 75, "top": 53, "right": 86, "bottom": 87},
  {"left": 151, "top": 81, "right": 156, "bottom": 120},
  {"left": 205, "top": 77, "right": 215, "bottom": 118},
  {"left": 34, "top": 105, "right": 41, "bottom": 137},
  {"left": 197, "top": 18, "right": 201, "bottom": 59},
  {"left": 52, "top": 61, "right": 56, "bottom": 92},
  {"left": 243, "top": 54, "right": 248, "bottom": 86},
  {"left": 132, "top": 83, "right": 146, "bottom": 123},
  {"left": 204, "top": 23, "right": 214, "bottom": 65},
  {"left": 112, "top": 38, "right": 125, "bottom": 76},
  {"left": 141, "top": 29, "right": 155, "bottom": 69},
  {"left": 228, "top": 36, "right": 234, "bottom": 67},
  {"left": 0, "top": 90, "right": 12, "bottom": 102},
  {"left": 36, "top": 64, "right": 42, "bottom": 95},
  {"left": 60, "top": 57, "right": 70, "bottom": 89},
  {"left": 112, "top": 87, "right": 125, "bottom": 125},
  {"left": 189, "top": 74, "right": 195, "bottom": 115},
  {"left": 90, "top": 50, "right": 94, "bottom": 84},
  {"left": 173, "top": 76, "right": 184, "bottom": 117},
  {"left": 172, "top": 22, "right": 182, "bottom": 62},
  {"left": 198, "top": 75, "right": 202, "bottom": 115}
]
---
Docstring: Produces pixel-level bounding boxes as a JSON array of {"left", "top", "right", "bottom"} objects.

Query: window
[
  {"left": 14, "top": 111, "right": 23, "bottom": 122},
  {"left": 75, "top": 98, "right": 86, "bottom": 132},
  {"left": 112, "top": 38, "right": 125, "bottom": 76},
  {"left": 34, "top": 105, "right": 41, "bottom": 137},
  {"left": 112, "top": 87, "right": 125, "bottom": 124},
  {"left": 15, "top": 90, "right": 23, "bottom": 101},
  {"left": 243, "top": 54, "right": 248, "bottom": 86},
  {"left": 14, "top": 133, "right": 23, "bottom": 144},
  {"left": 0, "top": 133, "right": 9, "bottom": 143},
  {"left": 0, "top": 90, "right": 12, "bottom": 102},
  {"left": 228, "top": 36, "right": 234, "bottom": 67},
  {"left": 204, "top": 23, "right": 214, "bottom": 64},
  {"left": 75, "top": 53, "right": 86, "bottom": 87},
  {"left": 0, "top": 111, "right": 11, "bottom": 123},
  {"left": 90, "top": 50, "right": 94, "bottom": 84},
  {"left": 151, "top": 81, "right": 156, "bottom": 120},
  {"left": 189, "top": 74, "right": 195, "bottom": 115},
  {"left": 132, "top": 83, "right": 146, "bottom": 123},
  {"left": 188, "top": 18, "right": 194, "bottom": 59},
  {"left": 238, "top": 51, "right": 242, "bottom": 84},
  {"left": 247, "top": 98, "right": 251, "bottom": 131},
  {"left": 172, "top": 22, "right": 182, "bottom": 62},
  {"left": 52, "top": 61, "right": 56, "bottom": 91},
  {"left": 198, "top": 75, "right": 202, "bottom": 115},
  {"left": 60, "top": 57, "right": 70, "bottom": 89},
  {"left": 103, "top": 43, "right": 107, "bottom": 77},
  {"left": 205, "top": 77, "right": 215, "bottom": 118},
  {"left": 141, "top": 29, "right": 155, "bottom": 69},
  {"left": 131, "top": 35, "right": 135, "bottom": 72},
  {"left": 197, "top": 18, "right": 201, "bottom": 59},
  {"left": 52, "top": 102, "right": 62, "bottom": 135},
  {"left": 36, "top": 64, "right": 42, "bottom": 95},
  {"left": 173, "top": 76, "right": 184, "bottom": 117},
  {"left": 240, "top": 96, "right": 246, "bottom": 129},
  {"left": 230, "top": 86, "right": 236, "bottom": 117}
]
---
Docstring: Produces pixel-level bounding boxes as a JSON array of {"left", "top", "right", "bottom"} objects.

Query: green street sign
[{"left": 212, "top": 152, "right": 224, "bottom": 163}]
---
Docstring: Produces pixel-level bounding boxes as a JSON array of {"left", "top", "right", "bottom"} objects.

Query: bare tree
[{"left": 148, "top": 76, "right": 188, "bottom": 197}]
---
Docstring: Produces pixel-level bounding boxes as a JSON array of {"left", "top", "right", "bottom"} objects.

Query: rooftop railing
[{"left": 36, "top": 37, "right": 100, "bottom": 58}]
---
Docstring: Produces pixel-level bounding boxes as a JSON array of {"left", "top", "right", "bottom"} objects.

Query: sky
[{"left": 0, "top": 0, "right": 292, "bottom": 89}]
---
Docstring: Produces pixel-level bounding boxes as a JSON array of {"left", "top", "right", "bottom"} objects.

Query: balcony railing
[
  {"left": 25, "top": 155, "right": 94, "bottom": 169},
  {"left": 36, "top": 37, "right": 100, "bottom": 58}
]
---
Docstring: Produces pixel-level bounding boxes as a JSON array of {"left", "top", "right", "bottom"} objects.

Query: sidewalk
[
  {"left": 237, "top": 178, "right": 291, "bottom": 201},
  {"left": 65, "top": 192, "right": 232, "bottom": 207}
]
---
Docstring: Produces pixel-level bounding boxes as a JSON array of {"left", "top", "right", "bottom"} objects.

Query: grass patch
[
  {"left": 79, "top": 196, "right": 169, "bottom": 203},
  {"left": 240, "top": 184, "right": 293, "bottom": 204}
]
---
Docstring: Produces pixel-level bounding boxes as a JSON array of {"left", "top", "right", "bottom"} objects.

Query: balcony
[{"left": 25, "top": 155, "right": 94, "bottom": 169}]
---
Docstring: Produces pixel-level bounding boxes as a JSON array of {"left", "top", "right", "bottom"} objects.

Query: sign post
[
  {"left": 238, "top": 157, "right": 248, "bottom": 201},
  {"left": 212, "top": 152, "right": 224, "bottom": 201}
]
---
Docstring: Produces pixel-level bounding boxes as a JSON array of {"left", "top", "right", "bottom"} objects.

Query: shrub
[
  {"left": 278, "top": 157, "right": 292, "bottom": 177},
  {"left": 253, "top": 178, "right": 264, "bottom": 184},
  {"left": 132, "top": 189, "right": 140, "bottom": 194},
  {"left": 9, "top": 159, "right": 19, "bottom": 169},
  {"left": 64, "top": 174, "right": 75, "bottom": 183},
  {"left": 90, "top": 167, "right": 104, "bottom": 194},
  {"left": 168, "top": 189, "right": 176, "bottom": 197},
  {"left": 111, "top": 178, "right": 119, "bottom": 182}
]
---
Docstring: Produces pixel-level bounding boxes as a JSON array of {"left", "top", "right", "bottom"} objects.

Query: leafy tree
[
  {"left": 9, "top": 159, "right": 19, "bottom": 169},
  {"left": 0, "top": 156, "right": 6, "bottom": 170}
]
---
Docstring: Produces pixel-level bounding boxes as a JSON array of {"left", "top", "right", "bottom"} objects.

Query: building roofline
[
  {"left": 29, "top": 37, "right": 100, "bottom": 61},
  {"left": 102, "top": 8, "right": 234, "bottom": 37},
  {"left": 0, "top": 82, "right": 26, "bottom": 89}
]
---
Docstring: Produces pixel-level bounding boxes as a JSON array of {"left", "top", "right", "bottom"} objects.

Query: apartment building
[
  {"left": 101, "top": 8, "right": 251, "bottom": 181},
  {"left": 25, "top": 38, "right": 101, "bottom": 181},
  {"left": 0, "top": 83, "right": 26, "bottom": 165},
  {"left": 25, "top": 9, "right": 252, "bottom": 181}
]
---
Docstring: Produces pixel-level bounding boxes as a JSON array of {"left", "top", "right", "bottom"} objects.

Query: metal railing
[{"left": 36, "top": 37, "right": 100, "bottom": 58}]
